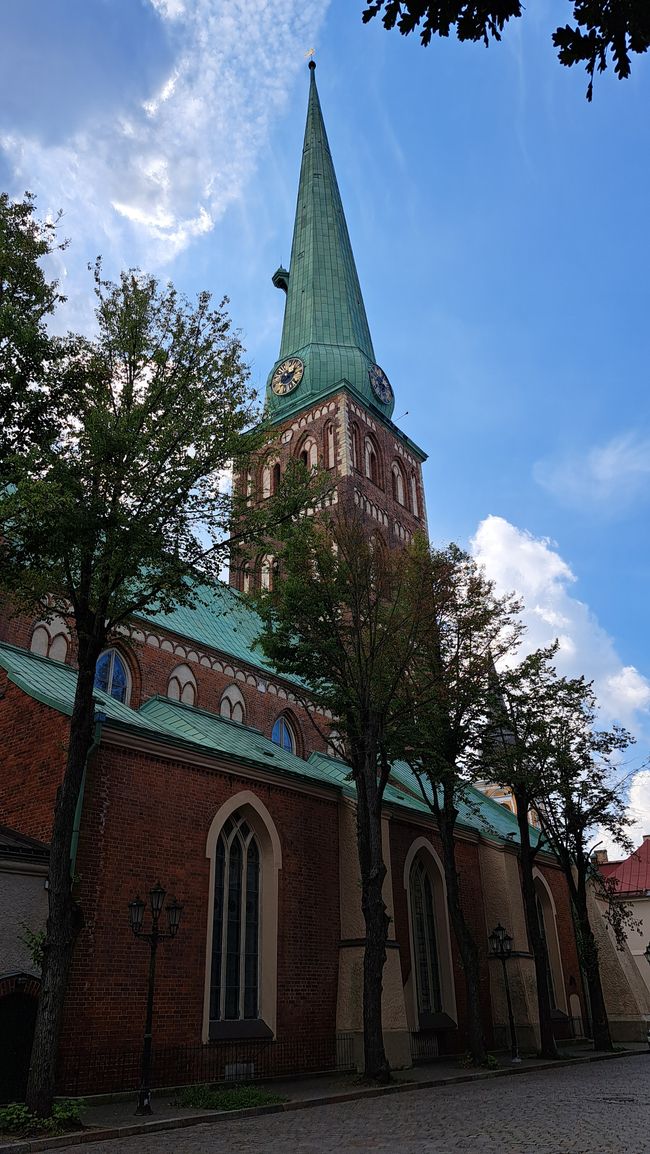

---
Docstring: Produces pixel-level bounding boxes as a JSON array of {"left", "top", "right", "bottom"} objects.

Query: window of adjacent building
[
  {"left": 210, "top": 811, "right": 260, "bottom": 1022},
  {"left": 410, "top": 857, "right": 442, "bottom": 1016},
  {"left": 94, "top": 649, "right": 130, "bottom": 704},
  {"left": 220, "top": 684, "right": 246, "bottom": 724},
  {"left": 391, "top": 461, "right": 405, "bottom": 505},
  {"left": 167, "top": 663, "right": 197, "bottom": 706},
  {"left": 325, "top": 423, "right": 336, "bottom": 469},
  {"left": 271, "top": 715, "right": 296, "bottom": 753}
]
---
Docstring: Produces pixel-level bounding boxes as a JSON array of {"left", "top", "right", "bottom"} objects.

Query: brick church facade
[{"left": 1, "top": 63, "right": 647, "bottom": 1099}]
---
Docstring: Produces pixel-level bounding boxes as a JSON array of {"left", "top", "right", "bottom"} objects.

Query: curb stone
[{"left": 1, "top": 1047, "right": 646, "bottom": 1154}]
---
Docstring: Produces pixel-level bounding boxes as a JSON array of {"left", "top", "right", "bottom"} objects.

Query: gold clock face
[
  {"left": 271, "top": 357, "right": 304, "bottom": 396},
  {"left": 368, "top": 363, "right": 393, "bottom": 405}
]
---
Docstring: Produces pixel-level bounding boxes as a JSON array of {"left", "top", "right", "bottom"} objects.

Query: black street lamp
[
  {"left": 489, "top": 922, "right": 521, "bottom": 1065},
  {"left": 128, "top": 882, "right": 183, "bottom": 1114}
]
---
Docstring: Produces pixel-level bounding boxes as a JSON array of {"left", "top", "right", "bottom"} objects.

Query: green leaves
[{"left": 362, "top": 1, "right": 649, "bottom": 99}]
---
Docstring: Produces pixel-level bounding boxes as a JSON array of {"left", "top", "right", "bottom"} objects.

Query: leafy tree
[
  {"left": 484, "top": 648, "right": 565, "bottom": 1059},
  {"left": 0, "top": 192, "right": 67, "bottom": 471},
  {"left": 487, "top": 651, "right": 634, "bottom": 1051},
  {"left": 362, "top": 1, "right": 650, "bottom": 100},
  {"left": 0, "top": 259, "right": 313, "bottom": 1115},
  {"left": 253, "top": 510, "right": 434, "bottom": 1082},
  {"left": 404, "top": 545, "right": 522, "bottom": 1065}
]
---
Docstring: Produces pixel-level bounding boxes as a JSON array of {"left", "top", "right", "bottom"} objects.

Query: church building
[{"left": 1, "top": 63, "right": 647, "bottom": 1099}]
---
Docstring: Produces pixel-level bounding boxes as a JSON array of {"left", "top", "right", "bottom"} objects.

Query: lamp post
[
  {"left": 489, "top": 922, "right": 521, "bottom": 1064},
  {"left": 128, "top": 882, "right": 183, "bottom": 1115}
]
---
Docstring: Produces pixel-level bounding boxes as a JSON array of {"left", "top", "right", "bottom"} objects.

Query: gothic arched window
[
  {"left": 220, "top": 684, "right": 246, "bottom": 724},
  {"left": 242, "top": 563, "right": 251, "bottom": 594},
  {"left": 272, "top": 462, "right": 281, "bottom": 493},
  {"left": 325, "top": 423, "right": 336, "bottom": 469},
  {"left": 260, "top": 555, "right": 273, "bottom": 591},
  {"left": 299, "top": 436, "right": 318, "bottom": 470},
  {"left": 391, "top": 461, "right": 405, "bottom": 505},
  {"left": 94, "top": 649, "right": 130, "bottom": 704},
  {"left": 410, "top": 472, "right": 419, "bottom": 518},
  {"left": 351, "top": 424, "right": 360, "bottom": 471},
  {"left": 167, "top": 663, "right": 196, "bottom": 706},
  {"left": 210, "top": 811, "right": 260, "bottom": 1022},
  {"left": 272, "top": 714, "right": 296, "bottom": 753},
  {"left": 30, "top": 617, "right": 70, "bottom": 663},
  {"left": 410, "top": 857, "right": 442, "bottom": 1016},
  {"left": 364, "top": 436, "right": 381, "bottom": 487}
]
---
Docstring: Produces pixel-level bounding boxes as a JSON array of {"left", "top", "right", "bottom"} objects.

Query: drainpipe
[{"left": 70, "top": 706, "right": 106, "bottom": 877}]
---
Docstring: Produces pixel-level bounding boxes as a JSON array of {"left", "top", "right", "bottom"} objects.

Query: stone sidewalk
[{"left": 1, "top": 1044, "right": 647, "bottom": 1153}]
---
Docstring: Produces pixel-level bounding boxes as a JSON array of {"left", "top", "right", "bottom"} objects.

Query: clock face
[
  {"left": 271, "top": 357, "right": 304, "bottom": 396},
  {"left": 368, "top": 363, "right": 393, "bottom": 406}
]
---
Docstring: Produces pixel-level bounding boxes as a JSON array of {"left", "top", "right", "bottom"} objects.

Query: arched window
[
  {"left": 94, "top": 649, "right": 130, "bottom": 704},
  {"left": 260, "top": 555, "right": 273, "bottom": 592},
  {"left": 533, "top": 872, "right": 567, "bottom": 1014},
  {"left": 410, "top": 472, "right": 419, "bottom": 518},
  {"left": 299, "top": 436, "right": 318, "bottom": 470},
  {"left": 242, "top": 563, "right": 251, "bottom": 594},
  {"left": 404, "top": 840, "right": 457, "bottom": 1030},
  {"left": 391, "top": 461, "right": 405, "bottom": 505},
  {"left": 350, "top": 423, "right": 360, "bottom": 471},
  {"left": 325, "top": 423, "right": 336, "bottom": 470},
  {"left": 327, "top": 729, "right": 345, "bottom": 759},
  {"left": 410, "top": 857, "right": 442, "bottom": 1016},
  {"left": 168, "top": 663, "right": 196, "bottom": 706},
  {"left": 272, "top": 462, "right": 281, "bottom": 493},
  {"left": 272, "top": 715, "right": 296, "bottom": 753},
  {"left": 262, "top": 465, "right": 272, "bottom": 499},
  {"left": 30, "top": 617, "right": 70, "bottom": 663},
  {"left": 220, "top": 684, "right": 246, "bottom": 724},
  {"left": 364, "top": 437, "right": 381, "bottom": 486},
  {"left": 204, "top": 793, "right": 282, "bottom": 1041},
  {"left": 210, "top": 811, "right": 260, "bottom": 1023},
  {"left": 245, "top": 470, "right": 254, "bottom": 504}
]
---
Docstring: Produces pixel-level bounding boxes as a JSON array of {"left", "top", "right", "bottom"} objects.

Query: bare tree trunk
[
  {"left": 355, "top": 767, "right": 390, "bottom": 1083},
  {"left": 26, "top": 635, "right": 102, "bottom": 1115},
  {"left": 435, "top": 782, "right": 486, "bottom": 1065},
  {"left": 514, "top": 792, "right": 558, "bottom": 1060},
  {"left": 573, "top": 888, "right": 612, "bottom": 1052}
]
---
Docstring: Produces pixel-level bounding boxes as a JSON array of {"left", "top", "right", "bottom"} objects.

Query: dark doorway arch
[{"left": 0, "top": 974, "right": 39, "bottom": 1103}]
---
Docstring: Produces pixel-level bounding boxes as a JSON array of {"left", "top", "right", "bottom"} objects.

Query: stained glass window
[{"left": 210, "top": 812, "right": 260, "bottom": 1021}]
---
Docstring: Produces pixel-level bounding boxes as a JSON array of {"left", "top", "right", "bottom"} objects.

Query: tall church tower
[{"left": 231, "top": 62, "right": 427, "bottom": 591}]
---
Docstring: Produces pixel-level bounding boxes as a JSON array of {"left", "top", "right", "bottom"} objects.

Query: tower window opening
[
  {"left": 351, "top": 424, "right": 360, "bottom": 471},
  {"left": 410, "top": 472, "right": 419, "bottom": 518},
  {"left": 391, "top": 462, "right": 405, "bottom": 506},
  {"left": 325, "top": 423, "right": 336, "bottom": 469},
  {"left": 364, "top": 437, "right": 381, "bottom": 487}
]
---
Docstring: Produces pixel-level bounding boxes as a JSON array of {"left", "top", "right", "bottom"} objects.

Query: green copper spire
[{"left": 266, "top": 62, "right": 395, "bottom": 421}]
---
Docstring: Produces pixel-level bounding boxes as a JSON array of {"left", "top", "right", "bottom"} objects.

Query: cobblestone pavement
[{"left": 60, "top": 1055, "right": 650, "bottom": 1154}]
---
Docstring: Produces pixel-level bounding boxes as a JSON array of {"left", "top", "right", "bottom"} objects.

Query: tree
[
  {"left": 404, "top": 545, "right": 522, "bottom": 1065},
  {"left": 533, "top": 683, "right": 634, "bottom": 1051},
  {"left": 362, "top": 1, "right": 650, "bottom": 100},
  {"left": 253, "top": 510, "right": 434, "bottom": 1082},
  {"left": 484, "top": 648, "right": 565, "bottom": 1059},
  {"left": 0, "top": 192, "right": 67, "bottom": 472},
  {"left": 487, "top": 651, "right": 634, "bottom": 1051},
  {"left": 0, "top": 260, "right": 313, "bottom": 1115}
]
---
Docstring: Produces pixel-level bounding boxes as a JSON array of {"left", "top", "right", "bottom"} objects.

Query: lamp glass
[
  {"left": 128, "top": 895, "right": 145, "bottom": 934},
  {"left": 166, "top": 898, "right": 183, "bottom": 937},
  {"left": 150, "top": 881, "right": 166, "bottom": 918}
]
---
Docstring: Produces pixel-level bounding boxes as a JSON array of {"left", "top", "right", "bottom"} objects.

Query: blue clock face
[{"left": 368, "top": 363, "right": 393, "bottom": 405}]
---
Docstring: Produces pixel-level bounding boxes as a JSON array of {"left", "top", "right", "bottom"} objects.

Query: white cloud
[
  {"left": 470, "top": 514, "right": 650, "bottom": 730},
  {"left": 534, "top": 432, "right": 650, "bottom": 514},
  {"left": 1, "top": 0, "right": 330, "bottom": 324}
]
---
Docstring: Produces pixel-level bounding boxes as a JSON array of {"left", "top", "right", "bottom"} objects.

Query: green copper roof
[
  {"left": 0, "top": 642, "right": 533, "bottom": 847},
  {"left": 266, "top": 64, "right": 395, "bottom": 422}
]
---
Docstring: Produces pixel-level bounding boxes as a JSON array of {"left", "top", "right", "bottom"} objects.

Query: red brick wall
[
  {"left": 57, "top": 737, "right": 341, "bottom": 1089},
  {"left": 389, "top": 819, "right": 493, "bottom": 1054},
  {"left": 0, "top": 677, "right": 68, "bottom": 843},
  {"left": 538, "top": 861, "right": 585, "bottom": 1022}
]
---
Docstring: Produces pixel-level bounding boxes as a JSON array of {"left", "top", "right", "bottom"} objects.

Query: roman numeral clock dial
[{"left": 271, "top": 357, "right": 304, "bottom": 396}]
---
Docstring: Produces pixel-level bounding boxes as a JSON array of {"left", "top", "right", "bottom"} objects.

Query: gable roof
[{"left": 602, "top": 837, "right": 650, "bottom": 895}]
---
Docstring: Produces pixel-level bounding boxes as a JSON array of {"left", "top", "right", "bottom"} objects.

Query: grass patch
[
  {"left": 172, "top": 1084, "right": 286, "bottom": 1112},
  {"left": 0, "top": 1099, "right": 84, "bottom": 1137}
]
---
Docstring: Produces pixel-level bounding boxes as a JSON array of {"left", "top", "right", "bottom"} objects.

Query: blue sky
[{"left": 2, "top": 0, "right": 649, "bottom": 844}]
